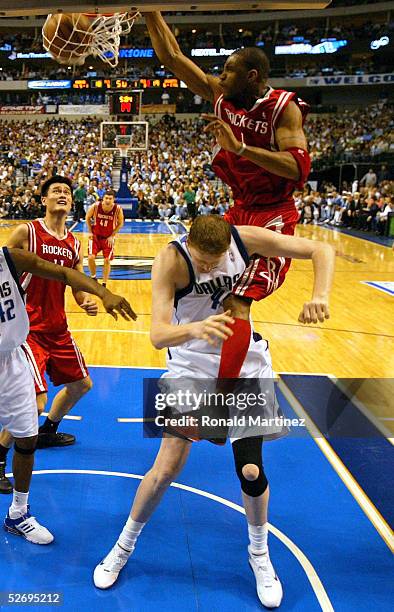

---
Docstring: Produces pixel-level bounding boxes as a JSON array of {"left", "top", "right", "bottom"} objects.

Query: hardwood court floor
[{"left": 1, "top": 219, "right": 393, "bottom": 427}]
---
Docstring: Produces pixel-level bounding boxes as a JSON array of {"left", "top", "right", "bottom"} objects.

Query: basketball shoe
[
  {"left": 0, "top": 462, "right": 12, "bottom": 494},
  {"left": 36, "top": 432, "right": 75, "bottom": 448},
  {"left": 248, "top": 546, "right": 283, "bottom": 608},
  {"left": 93, "top": 542, "right": 132, "bottom": 589},
  {"left": 4, "top": 507, "right": 54, "bottom": 544}
]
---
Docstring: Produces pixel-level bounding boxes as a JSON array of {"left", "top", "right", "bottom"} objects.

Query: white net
[{"left": 42, "top": 11, "right": 140, "bottom": 67}]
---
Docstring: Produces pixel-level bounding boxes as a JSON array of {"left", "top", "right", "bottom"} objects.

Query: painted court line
[
  {"left": 40, "top": 412, "right": 82, "bottom": 421},
  {"left": 279, "top": 379, "right": 394, "bottom": 552},
  {"left": 20, "top": 469, "right": 334, "bottom": 612}
]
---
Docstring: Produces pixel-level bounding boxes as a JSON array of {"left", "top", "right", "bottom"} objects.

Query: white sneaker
[
  {"left": 4, "top": 507, "right": 54, "bottom": 545},
  {"left": 93, "top": 543, "right": 131, "bottom": 589},
  {"left": 248, "top": 547, "right": 283, "bottom": 608}
]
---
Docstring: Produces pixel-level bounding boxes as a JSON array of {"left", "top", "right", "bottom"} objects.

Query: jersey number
[
  {"left": 0, "top": 299, "right": 15, "bottom": 323},
  {"left": 211, "top": 288, "right": 226, "bottom": 310}
]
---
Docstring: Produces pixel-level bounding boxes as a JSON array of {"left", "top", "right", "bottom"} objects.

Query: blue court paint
[
  {"left": 281, "top": 374, "right": 394, "bottom": 529},
  {"left": 0, "top": 368, "right": 392, "bottom": 611},
  {"left": 71, "top": 220, "right": 184, "bottom": 235}
]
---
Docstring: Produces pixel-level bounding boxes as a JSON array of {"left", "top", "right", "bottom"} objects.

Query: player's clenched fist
[
  {"left": 298, "top": 299, "right": 330, "bottom": 324},
  {"left": 191, "top": 310, "right": 235, "bottom": 345}
]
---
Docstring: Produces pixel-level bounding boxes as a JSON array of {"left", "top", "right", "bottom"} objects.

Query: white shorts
[
  {"left": 162, "top": 335, "right": 288, "bottom": 442},
  {"left": 0, "top": 346, "right": 38, "bottom": 438}
]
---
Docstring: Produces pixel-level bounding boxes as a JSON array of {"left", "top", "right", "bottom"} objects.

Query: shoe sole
[
  {"left": 3, "top": 523, "right": 53, "bottom": 545},
  {"left": 36, "top": 439, "right": 76, "bottom": 449}
]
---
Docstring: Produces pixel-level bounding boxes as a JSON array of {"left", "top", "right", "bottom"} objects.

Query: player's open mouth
[{"left": 58, "top": 199, "right": 67, "bottom": 205}]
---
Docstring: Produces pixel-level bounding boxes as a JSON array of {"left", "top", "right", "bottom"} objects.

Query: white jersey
[
  {"left": 165, "top": 227, "right": 270, "bottom": 378},
  {"left": 0, "top": 247, "right": 29, "bottom": 352},
  {"left": 161, "top": 228, "right": 286, "bottom": 441}
]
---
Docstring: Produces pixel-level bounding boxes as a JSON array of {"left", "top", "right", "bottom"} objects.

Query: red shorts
[
  {"left": 23, "top": 330, "right": 89, "bottom": 394},
  {"left": 88, "top": 235, "right": 115, "bottom": 260},
  {"left": 225, "top": 203, "right": 299, "bottom": 301}
]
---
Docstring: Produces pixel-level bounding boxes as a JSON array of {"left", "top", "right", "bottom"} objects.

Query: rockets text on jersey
[
  {"left": 212, "top": 87, "right": 309, "bottom": 208},
  {"left": 20, "top": 219, "right": 80, "bottom": 334}
]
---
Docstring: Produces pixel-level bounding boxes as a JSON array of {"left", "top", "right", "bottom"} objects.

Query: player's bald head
[{"left": 230, "top": 47, "right": 270, "bottom": 82}]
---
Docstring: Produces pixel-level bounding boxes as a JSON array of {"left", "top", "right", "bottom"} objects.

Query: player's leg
[
  {"left": 102, "top": 257, "right": 111, "bottom": 286},
  {"left": 102, "top": 239, "right": 115, "bottom": 287},
  {"left": 0, "top": 339, "right": 47, "bottom": 489},
  {"left": 88, "top": 235, "right": 99, "bottom": 280},
  {"left": 232, "top": 437, "right": 282, "bottom": 608},
  {"left": 37, "top": 331, "right": 91, "bottom": 448},
  {"left": 87, "top": 253, "right": 97, "bottom": 279},
  {"left": 94, "top": 435, "right": 192, "bottom": 589},
  {"left": 0, "top": 429, "right": 13, "bottom": 494},
  {"left": 219, "top": 205, "right": 298, "bottom": 379},
  {"left": 0, "top": 395, "right": 48, "bottom": 492},
  {"left": 1, "top": 348, "right": 53, "bottom": 544},
  {"left": 218, "top": 294, "right": 252, "bottom": 379},
  {"left": 38, "top": 377, "right": 92, "bottom": 447}
]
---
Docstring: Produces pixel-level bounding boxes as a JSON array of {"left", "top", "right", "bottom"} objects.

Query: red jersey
[
  {"left": 20, "top": 219, "right": 81, "bottom": 333},
  {"left": 91, "top": 201, "right": 122, "bottom": 239},
  {"left": 212, "top": 87, "right": 309, "bottom": 209}
]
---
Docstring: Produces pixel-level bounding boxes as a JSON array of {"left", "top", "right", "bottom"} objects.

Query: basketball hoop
[{"left": 42, "top": 10, "right": 140, "bottom": 67}]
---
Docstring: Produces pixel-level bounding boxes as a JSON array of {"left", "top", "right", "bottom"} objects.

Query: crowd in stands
[
  {"left": 295, "top": 179, "right": 393, "bottom": 236},
  {"left": 0, "top": 115, "right": 230, "bottom": 222},
  {"left": 0, "top": 112, "right": 392, "bottom": 237},
  {"left": 305, "top": 102, "right": 394, "bottom": 166},
  {"left": 0, "top": 14, "right": 391, "bottom": 59}
]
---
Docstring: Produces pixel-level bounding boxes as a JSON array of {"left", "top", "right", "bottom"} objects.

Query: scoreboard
[
  {"left": 71, "top": 77, "right": 181, "bottom": 90},
  {"left": 109, "top": 92, "right": 141, "bottom": 116}
]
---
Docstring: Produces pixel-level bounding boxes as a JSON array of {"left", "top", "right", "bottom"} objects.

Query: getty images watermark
[
  {"left": 142, "top": 377, "right": 393, "bottom": 440},
  {"left": 143, "top": 378, "right": 305, "bottom": 440}
]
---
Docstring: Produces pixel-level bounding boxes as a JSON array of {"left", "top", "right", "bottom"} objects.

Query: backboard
[
  {"left": 0, "top": 1, "right": 332, "bottom": 17},
  {"left": 101, "top": 121, "right": 149, "bottom": 152}
]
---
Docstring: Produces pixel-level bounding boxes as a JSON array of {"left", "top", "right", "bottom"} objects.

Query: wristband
[{"left": 237, "top": 143, "right": 246, "bottom": 156}]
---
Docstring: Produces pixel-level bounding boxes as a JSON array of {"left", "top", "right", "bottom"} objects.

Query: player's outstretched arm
[
  {"left": 9, "top": 248, "right": 136, "bottom": 321},
  {"left": 150, "top": 246, "right": 234, "bottom": 349},
  {"left": 144, "top": 12, "right": 220, "bottom": 102},
  {"left": 238, "top": 226, "right": 335, "bottom": 324}
]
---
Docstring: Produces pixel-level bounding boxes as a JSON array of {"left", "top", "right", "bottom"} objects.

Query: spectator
[{"left": 360, "top": 168, "right": 378, "bottom": 188}]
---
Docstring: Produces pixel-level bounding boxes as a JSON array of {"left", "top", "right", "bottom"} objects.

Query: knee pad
[
  {"left": 14, "top": 443, "right": 36, "bottom": 456},
  {"left": 232, "top": 437, "right": 268, "bottom": 497}
]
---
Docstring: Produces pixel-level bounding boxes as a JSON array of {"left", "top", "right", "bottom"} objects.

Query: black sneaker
[
  {"left": 36, "top": 432, "right": 76, "bottom": 448},
  {"left": 0, "top": 463, "right": 13, "bottom": 494}
]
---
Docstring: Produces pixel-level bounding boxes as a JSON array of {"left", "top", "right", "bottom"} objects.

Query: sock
[
  {"left": 218, "top": 318, "right": 251, "bottom": 379},
  {"left": 117, "top": 517, "right": 145, "bottom": 555},
  {"left": 39, "top": 417, "right": 60, "bottom": 434},
  {"left": 9, "top": 490, "right": 29, "bottom": 518},
  {"left": 248, "top": 522, "right": 268, "bottom": 556},
  {"left": 0, "top": 444, "right": 10, "bottom": 463},
  {"left": 91, "top": 275, "right": 97, "bottom": 280}
]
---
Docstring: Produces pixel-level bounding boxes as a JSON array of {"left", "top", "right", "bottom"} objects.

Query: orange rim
[{"left": 83, "top": 13, "right": 115, "bottom": 17}]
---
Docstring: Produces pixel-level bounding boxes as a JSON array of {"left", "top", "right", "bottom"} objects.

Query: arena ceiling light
[{"left": 0, "top": 0, "right": 331, "bottom": 17}]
